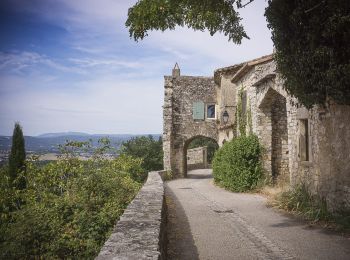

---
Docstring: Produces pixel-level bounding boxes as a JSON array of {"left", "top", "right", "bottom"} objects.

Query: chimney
[{"left": 172, "top": 62, "right": 180, "bottom": 78}]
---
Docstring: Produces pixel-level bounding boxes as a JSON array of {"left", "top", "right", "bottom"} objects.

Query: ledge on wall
[{"left": 96, "top": 171, "right": 166, "bottom": 260}]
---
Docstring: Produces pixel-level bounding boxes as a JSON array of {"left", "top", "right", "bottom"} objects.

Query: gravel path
[{"left": 165, "top": 169, "right": 350, "bottom": 260}]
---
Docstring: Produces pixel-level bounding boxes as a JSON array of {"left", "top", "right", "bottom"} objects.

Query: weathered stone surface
[
  {"left": 96, "top": 171, "right": 166, "bottom": 260},
  {"left": 187, "top": 146, "right": 208, "bottom": 170},
  {"left": 163, "top": 69, "right": 218, "bottom": 177},
  {"left": 220, "top": 57, "right": 350, "bottom": 211},
  {"left": 164, "top": 56, "right": 350, "bottom": 211}
]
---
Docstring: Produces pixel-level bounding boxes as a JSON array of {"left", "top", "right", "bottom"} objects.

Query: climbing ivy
[
  {"left": 247, "top": 104, "right": 253, "bottom": 135},
  {"left": 265, "top": 0, "right": 350, "bottom": 108},
  {"left": 236, "top": 87, "right": 247, "bottom": 136}
]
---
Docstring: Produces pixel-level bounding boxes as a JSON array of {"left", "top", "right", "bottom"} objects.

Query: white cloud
[
  {"left": 0, "top": 74, "right": 163, "bottom": 135},
  {"left": 142, "top": 0, "right": 273, "bottom": 71},
  {"left": 0, "top": 0, "right": 273, "bottom": 135},
  {"left": 0, "top": 51, "right": 85, "bottom": 75},
  {"left": 69, "top": 57, "right": 141, "bottom": 69}
]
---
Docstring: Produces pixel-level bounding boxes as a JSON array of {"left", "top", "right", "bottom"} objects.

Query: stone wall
[
  {"left": 215, "top": 70, "right": 238, "bottom": 146},
  {"left": 187, "top": 146, "right": 208, "bottom": 170},
  {"left": 271, "top": 93, "right": 289, "bottom": 180},
  {"left": 230, "top": 57, "right": 350, "bottom": 211},
  {"left": 96, "top": 171, "right": 166, "bottom": 260},
  {"left": 289, "top": 104, "right": 350, "bottom": 211},
  {"left": 163, "top": 69, "right": 218, "bottom": 177},
  {"left": 231, "top": 59, "right": 292, "bottom": 182}
]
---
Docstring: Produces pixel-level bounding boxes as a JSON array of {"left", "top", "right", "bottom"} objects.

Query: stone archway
[
  {"left": 162, "top": 65, "right": 218, "bottom": 178},
  {"left": 256, "top": 86, "right": 289, "bottom": 182},
  {"left": 183, "top": 135, "right": 219, "bottom": 176}
]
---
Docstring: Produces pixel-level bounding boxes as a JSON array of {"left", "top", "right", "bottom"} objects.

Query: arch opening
[
  {"left": 258, "top": 87, "right": 289, "bottom": 182},
  {"left": 183, "top": 135, "right": 219, "bottom": 177}
]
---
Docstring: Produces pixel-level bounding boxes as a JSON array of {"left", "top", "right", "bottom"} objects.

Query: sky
[{"left": 0, "top": 0, "right": 273, "bottom": 136}]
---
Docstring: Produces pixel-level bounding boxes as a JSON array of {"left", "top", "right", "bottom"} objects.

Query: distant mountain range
[
  {"left": 37, "top": 132, "right": 91, "bottom": 138},
  {"left": 0, "top": 133, "right": 161, "bottom": 153}
]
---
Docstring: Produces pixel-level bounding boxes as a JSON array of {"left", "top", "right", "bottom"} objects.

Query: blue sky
[{"left": 0, "top": 0, "right": 273, "bottom": 136}]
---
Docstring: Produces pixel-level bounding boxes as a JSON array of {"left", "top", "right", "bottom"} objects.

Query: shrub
[
  {"left": 212, "top": 135, "right": 263, "bottom": 192},
  {"left": 0, "top": 141, "right": 142, "bottom": 259}
]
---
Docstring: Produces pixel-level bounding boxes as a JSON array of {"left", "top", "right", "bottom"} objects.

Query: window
[
  {"left": 206, "top": 104, "right": 216, "bottom": 119},
  {"left": 299, "top": 119, "right": 309, "bottom": 161},
  {"left": 193, "top": 101, "right": 205, "bottom": 120}
]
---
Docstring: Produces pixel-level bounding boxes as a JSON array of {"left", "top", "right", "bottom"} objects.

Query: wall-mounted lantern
[{"left": 222, "top": 110, "right": 229, "bottom": 124}]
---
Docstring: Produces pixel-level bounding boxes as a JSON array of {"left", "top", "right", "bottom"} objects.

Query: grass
[{"left": 265, "top": 184, "right": 350, "bottom": 233}]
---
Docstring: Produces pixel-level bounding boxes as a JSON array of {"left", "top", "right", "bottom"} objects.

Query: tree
[
  {"left": 126, "top": 0, "right": 350, "bottom": 108},
  {"left": 125, "top": 0, "right": 251, "bottom": 44},
  {"left": 8, "top": 122, "right": 26, "bottom": 189},
  {"left": 121, "top": 135, "right": 163, "bottom": 172},
  {"left": 265, "top": 0, "right": 350, "bottom": 108}
]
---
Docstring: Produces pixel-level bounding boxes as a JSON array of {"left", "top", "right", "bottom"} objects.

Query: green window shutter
[{"left": 193, "top": 101, "right": 204, "bottom": 120}]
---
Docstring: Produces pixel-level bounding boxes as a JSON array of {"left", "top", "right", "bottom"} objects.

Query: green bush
[
  {"left": 0, "top": 141, "right": 142, "bottom": 259},
  {"left": 212, "top": 135, "right": 263, "bottom": 192}
]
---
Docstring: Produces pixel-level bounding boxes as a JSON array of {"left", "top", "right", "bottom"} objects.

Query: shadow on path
[
  {"left": 187, "top": 169, "right": 213, "bottom": 179},
  {"left": 165, "top": 184, "right": 199, "bottom": 260}
]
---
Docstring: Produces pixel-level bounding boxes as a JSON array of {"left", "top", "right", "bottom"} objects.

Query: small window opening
[
  {"left": 206, "top": 104, "right": 216, "bottom": 119},
  {"left": 299, "top": 119, "right": 309, "bottom": 161}
]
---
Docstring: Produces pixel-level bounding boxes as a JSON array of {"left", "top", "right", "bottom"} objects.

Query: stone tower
[
  {"left": 172, "top": 63, "right": 180, "bottom": 78},
  {"left": 163, "top": 65, "right": 218, "bottom": 177}
]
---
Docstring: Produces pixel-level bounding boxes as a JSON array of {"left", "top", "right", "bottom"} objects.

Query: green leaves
[
  {"left": 8, "top": 122, "right": 26, "bottom": 190},
  {"left": 125, "top": 0, "right": 249, "bottom": 44},
  {"left": 0, "top": 153, "right": 141, "bottom": 258},
  {"left": 121, "top": 135, "right": 163, "bottom": 175},
  {"left": 265, "top": 0, "right": 350, "bottom": 107},
  {"left": 212, "top": 135, "right": 263, "bottom": 192}
]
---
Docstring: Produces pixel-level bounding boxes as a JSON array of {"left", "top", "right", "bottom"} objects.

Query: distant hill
[
  {"left": 38, "top": 132, "right": 90, "bottom": 138},
  {"left": 0, "top": 133, "right": 161, "bottom": 153}
]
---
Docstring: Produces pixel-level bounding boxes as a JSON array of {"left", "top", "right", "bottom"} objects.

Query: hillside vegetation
[{"left": 0, "top": 140, "right": 147, "bottom": 259}]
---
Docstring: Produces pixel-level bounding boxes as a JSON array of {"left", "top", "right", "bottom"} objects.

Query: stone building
[
  {"left": 163, "top": 56, "right": 350, "bottom": 211},
  {"left": 163, "top": 64, "right": 218, "bottom": 177}
]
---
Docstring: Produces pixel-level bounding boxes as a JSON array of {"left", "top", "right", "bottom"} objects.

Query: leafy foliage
[
  {"left": 125, "top": 0, "right": 249, "bottom": 44},
  {"left": 212, "top": 135, "right": 263, "bottom": 192},
  {"left": 121, "top": 135, "right": 163, "bottom": 174},
  {"left": 187, "top": 136, "right": 219, "bottom": 163},
  {"left": 0, "top": 141, "right": 142, "bottom": 259},
  {"left": 265, "top": 0, "right": 350, "bottom": 107},
  {"left": 8, "top": 122, "right": 26, "bottom": 189}
]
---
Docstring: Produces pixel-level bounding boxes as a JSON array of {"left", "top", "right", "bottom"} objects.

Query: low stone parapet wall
[{"left": 96, "top": 171, "right": 166, "bottom": 260}]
